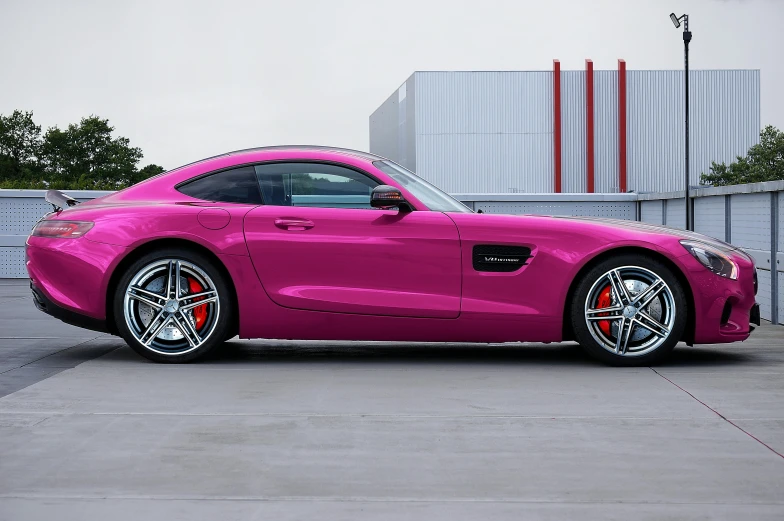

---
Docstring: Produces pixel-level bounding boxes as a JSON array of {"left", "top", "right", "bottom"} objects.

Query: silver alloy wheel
[
  {"left": 123, "top": 259, "right": 220, "bottom": 356},
  {"left": 584, "top": 265, "right": 676, "bottom": 357}
]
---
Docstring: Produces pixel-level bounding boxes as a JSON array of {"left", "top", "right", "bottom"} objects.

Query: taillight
[{"left": 31, "top": 220, "right": 94, "bottom": 238}]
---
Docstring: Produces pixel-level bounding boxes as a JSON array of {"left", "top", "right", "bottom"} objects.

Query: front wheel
[
  {"left": 570, "top": 254, "right": 688, "bottom": 366},
  {"left": 114, "top": 248, "right": 233, "bottom": 363}
]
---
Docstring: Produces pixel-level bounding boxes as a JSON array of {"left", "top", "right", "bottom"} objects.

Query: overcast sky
[{"left": 1, "top": 0, "right": 781, "bottom": 169}]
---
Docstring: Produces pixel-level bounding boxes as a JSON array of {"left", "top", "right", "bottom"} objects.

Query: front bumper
[
  {"left": 682, "top": 249, "right": 759, "bottom": 344},
  {"left": 750, "top": 302, "right": 761, "bottom": 328}
]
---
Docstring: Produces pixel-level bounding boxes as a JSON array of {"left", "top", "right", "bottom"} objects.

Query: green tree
[
  {"left": 40, "top": 116, "right": 144, "bottom": 189},
  {"left": 132, "top": 164, "right": 166, "bottom": 184},
  {"left": 0, "top": 111, "right": 163, "bottom": 190},
  {"left": 701, "top": 125, "right": 784, "bottom": 186},
  {"left": 0, "top": 110, "right": 43, "bottom": 183}
]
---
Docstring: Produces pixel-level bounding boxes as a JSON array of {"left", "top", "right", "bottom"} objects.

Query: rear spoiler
[{"left": 45, "top": 190, "right": 80, "bottom": 211}]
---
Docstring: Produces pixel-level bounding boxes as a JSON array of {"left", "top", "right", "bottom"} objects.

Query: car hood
[{"left": 550, "top": 215, "right": 738, "bottom": 251}]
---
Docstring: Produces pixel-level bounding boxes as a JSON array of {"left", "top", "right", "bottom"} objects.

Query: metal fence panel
[
  {"left": 757, "top": 269, "right": 772, "bottom": 322},
  {"left": 665, "top": 198, "right": 686, "bottom": 229},
  {"left": 730, "top": 193, "right": 771, "bottom": 251},
  {"left": 694, "top": 196, "right": 726, "bottom": 241},
  {"left": 779, "top": 276, "right": 784, "bottom": 325},
  {"left": 0, "top": 247, "right": 27, "bottom": 278},
  {"left": 780, "top": 192, "right": 784, "bottom": 252},
  {"left": 472, "top": 201, "right": 635, "bottom": 219},
  {"left": 640, "top": 200, "right": 663, "bottom": 224}
]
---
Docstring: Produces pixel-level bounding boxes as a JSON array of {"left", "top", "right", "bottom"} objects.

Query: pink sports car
[{"left": 26, "top": 146, "right": 760, "bottom": 365}]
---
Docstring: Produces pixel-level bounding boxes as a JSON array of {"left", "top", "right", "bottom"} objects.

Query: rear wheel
[
  {"left": 570, "top": 254, "right": 688, "bottom": 366},
  {"left": 114, "top": 248, "right": 233, "bottom": 363}
]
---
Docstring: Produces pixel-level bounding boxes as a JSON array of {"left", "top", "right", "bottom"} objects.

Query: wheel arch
[
  {"left": 561, "top": 246, "right": 695, "bottom": 344},
  {"left": 105, "top": 238, "right": 239, "bottom": 337}
]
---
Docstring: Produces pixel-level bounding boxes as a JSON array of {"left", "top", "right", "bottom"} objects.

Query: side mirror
[{"left": 371, "top": 185, "right": 411, "bottom": 211}]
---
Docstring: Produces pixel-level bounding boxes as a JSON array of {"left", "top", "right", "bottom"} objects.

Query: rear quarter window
[{"left": 177, "top": 166, "right": 262, "bottom": 204}]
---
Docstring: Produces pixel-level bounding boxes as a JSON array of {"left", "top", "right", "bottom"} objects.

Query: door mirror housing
[{"left": 371, "top": 185, "right": 411, "bottom": 211}]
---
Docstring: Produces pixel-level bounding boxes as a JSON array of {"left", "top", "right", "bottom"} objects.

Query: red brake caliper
[
  {"left": 596, "top": 284, "right": 613, "bottom": 336},
  {"left": 187, "top": 277, "right": 207, "bottom": 331}
]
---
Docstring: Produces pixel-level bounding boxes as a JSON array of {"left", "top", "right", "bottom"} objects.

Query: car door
[{"left": 243, "top": 162, "right": 462, "bottom": 318}]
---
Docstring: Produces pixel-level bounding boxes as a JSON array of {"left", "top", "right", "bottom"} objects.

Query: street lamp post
[{"left": 671, "top": 13, "right": 692, "bottom": 231}]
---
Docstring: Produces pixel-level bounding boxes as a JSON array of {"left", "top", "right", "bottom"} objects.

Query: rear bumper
[
  {"left": 26, "top": 236, "right": 127, "bottom": 322},
  {"left": 31, "top": 282, "right": 109, "bottom": 333}
]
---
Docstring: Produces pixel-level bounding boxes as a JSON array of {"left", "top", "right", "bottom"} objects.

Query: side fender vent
[{"left": 472, "top": 245, "right": 532, "bottom": 272}]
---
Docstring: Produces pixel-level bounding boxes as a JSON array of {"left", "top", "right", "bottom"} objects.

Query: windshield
[{"left": 372, "top": 160, "right": 473, "bottom": 213}]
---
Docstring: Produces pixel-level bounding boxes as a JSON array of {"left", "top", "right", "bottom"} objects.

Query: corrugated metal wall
[
  {"left": 411, "top": 71, "right": 553, "bottom": 193},
  {"left": 627, "top": 70, "right": 760, "bottom": 192},
  {"left": 594, "top": 70, "right": 620, "bottom": 192},
  {"left": 560, "top": 71, "right": 586, "bottom": 193},
  {"left": 371, "top": 69, "right": 759, "bottom": 195},
  {"left": 369, "top": 73, "right": 417, "bottom": 172},
  {"left": 626, "top": 71, "right": 684, "bottom": 194}
]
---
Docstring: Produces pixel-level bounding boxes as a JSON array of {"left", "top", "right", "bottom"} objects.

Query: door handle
[{"left": 274, "top": 218, "right": 315, "bottom": 231}]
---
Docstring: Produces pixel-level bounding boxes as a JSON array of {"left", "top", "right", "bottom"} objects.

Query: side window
[
  {"left": 177, "top": 166, "right": 262, "bottom": 204},
  {"left": 254, "top": 163, "right": 380, "bottom": 209}
]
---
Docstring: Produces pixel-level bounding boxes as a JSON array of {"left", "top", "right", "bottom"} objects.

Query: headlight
[{"left": 680, "top": 240, "right": 738, "bottom": 279}]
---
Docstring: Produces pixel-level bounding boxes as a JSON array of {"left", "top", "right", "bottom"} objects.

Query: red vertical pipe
[
  {"left": 585, "top": 59, "right": 595, "bottom": 193},
  {"left": 618, "top": 59, "right": 627, "bottom": 193},
  {"left": 553, "top": 59, "right": 562, "bottom": 193}
]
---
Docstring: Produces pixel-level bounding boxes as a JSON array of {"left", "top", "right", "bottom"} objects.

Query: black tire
[
  {"left": 113, "top": 247, "right": 234, "bottom": 363},
  {"left": 570, "top": 253, "right": 688, "bottom": 366}
]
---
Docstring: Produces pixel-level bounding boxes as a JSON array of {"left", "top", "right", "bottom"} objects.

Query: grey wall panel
[
  {"left": 0, "top": 247, "right": 27, "bottom": 278},
  {"left": 472, "top": 201, "right": 635, "bottom": 219},
  {"left": 757, "top": 269, "right": 772, "bottom": 322},
  {"left": 730, "top": 193, "right": 771, "bottom": 251},
  {"left": 665, "top": 198, "right": 686, "bottom": 229},
  {"left": 2, "top": 199, "right": 51, "bottom": 234},
  {"left": 561, "top": 71, "right": 586, "bottom": 193},
  {"left": 627, "top": 70, "right": 760, "bottom": 193},
  {"left": 594, "top": 70, "right": 619, "bottom": 193},
  {"left": 779, "top": 192, "right": 783, "bottom": 252},
  {"left": 640, "top": 200, "right": 663, "bottom": 224},
  {"left": 694, "top": 196, "right": 726, "bottom": 241},
  {"left": 414, "top": 71, "right": 554, "bottom": 193},
  {"left": 779, "top": 276, "right": 784, "bottom": 324}
]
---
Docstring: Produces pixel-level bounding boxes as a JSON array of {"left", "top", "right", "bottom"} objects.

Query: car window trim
[
  {"left": 174, "top": 164, "right": 264, "bottom": 205},
  {"left": 177, "top": 159, "right": 418, "bottom": 210}
]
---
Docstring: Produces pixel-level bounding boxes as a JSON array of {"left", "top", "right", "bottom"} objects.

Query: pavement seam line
[
  {"left": 0, "top": 335, "right": 103, "bottom": 375},
  {"left": 0, "top": 411, "right": 734, "bottom": 420},
  {"left": 650, "top": 367, "right": 784, "bottom": 461},
  {"left": 0, "top": 495, "right": 783, "bottom": 505}
]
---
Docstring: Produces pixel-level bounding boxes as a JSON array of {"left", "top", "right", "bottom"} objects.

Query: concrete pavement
[{"left": 1, "top": 278, "right": 783, "bottom": 520}]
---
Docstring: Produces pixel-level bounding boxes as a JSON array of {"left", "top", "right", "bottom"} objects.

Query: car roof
[{"left": 169, "top": 146, "right": 386, "bottom": 174}]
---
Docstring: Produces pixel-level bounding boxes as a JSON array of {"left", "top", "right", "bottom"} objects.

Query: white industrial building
[{"left": 369, "top": 63, "right": 760, "bottom": 194}]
